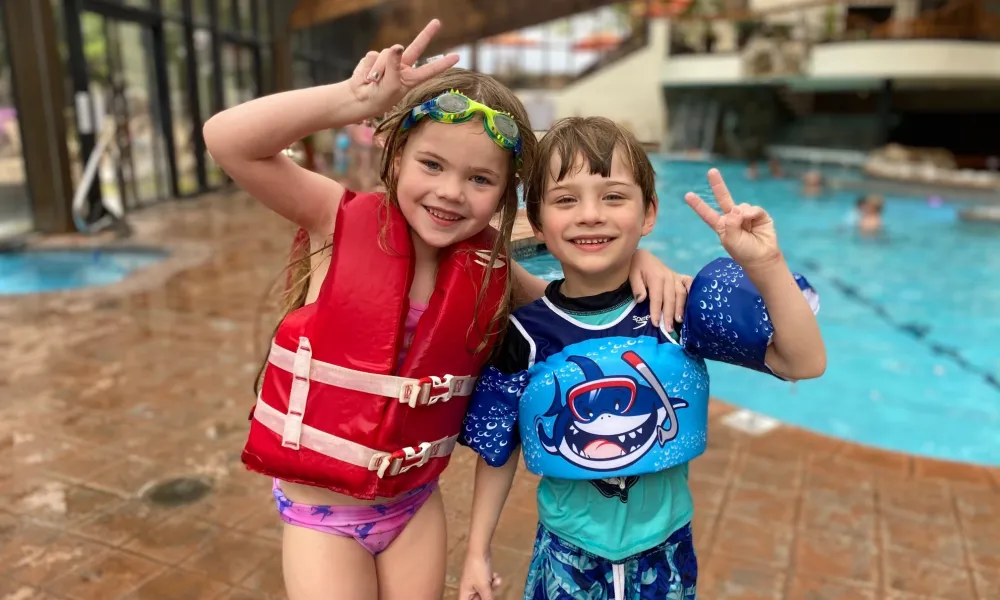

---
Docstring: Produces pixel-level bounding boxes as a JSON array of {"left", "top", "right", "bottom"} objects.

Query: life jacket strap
[
  {"left": 252, "top": 396, "right": 458, "bottom": 476},
  {"left": 267, "top": 340, "right": 478, "bottom": 408}
]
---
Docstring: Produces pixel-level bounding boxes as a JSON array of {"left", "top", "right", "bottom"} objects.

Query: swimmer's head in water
[
  {"left": 857, "top": 194, "right": 885, "bottom": 214},
  {"left": 803, "top": 170, "right": 823, "bottom": 186}
]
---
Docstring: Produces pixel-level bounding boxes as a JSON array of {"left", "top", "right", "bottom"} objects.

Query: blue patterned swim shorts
[{"left": 523, "top": 522, "right": 698, "bottom": 600}]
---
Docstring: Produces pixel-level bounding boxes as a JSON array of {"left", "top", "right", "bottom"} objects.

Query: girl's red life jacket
[{"left": 242, "top": 190, "right": 508, "bottom": 499}]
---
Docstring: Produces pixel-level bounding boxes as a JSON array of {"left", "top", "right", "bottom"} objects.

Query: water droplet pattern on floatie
[
  {"left": 459, "top": 365, "right": 525, "bottom": 467},
  {"left": 681, "top": 257, "right": 777, "bottom": 374}
]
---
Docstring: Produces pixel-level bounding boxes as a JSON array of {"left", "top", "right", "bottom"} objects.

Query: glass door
[
  {"left": 164, "top": 20, "right": 198, "bottom": 195},
  {"left": 81, "top": 12, "right": 171, "bottom": 209},
  {"left": 0, "top": 6, "right": 32, "bottom": 238},
  {"left": 194, "top": 26, "right": 225, "bottom": 187}
]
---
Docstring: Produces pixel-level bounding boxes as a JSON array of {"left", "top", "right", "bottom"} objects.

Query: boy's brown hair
[{"left": 523, "top": 116, "right": 657, "bottom": 230}]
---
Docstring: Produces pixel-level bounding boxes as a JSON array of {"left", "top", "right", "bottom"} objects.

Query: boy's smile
[
  {"left": 533, "top": 149, "right": 656, "bottom": 297},
  {"left": 568, "top": 235, "right": 615, "bottom": 252}
]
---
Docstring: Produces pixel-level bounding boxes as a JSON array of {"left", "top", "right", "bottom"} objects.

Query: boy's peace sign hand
[
  {"left": 351, "top": 19, "right": 460, "bottom": 115},
  {"left": 685, "top": 169, "right": 782, "bottom": 269}
]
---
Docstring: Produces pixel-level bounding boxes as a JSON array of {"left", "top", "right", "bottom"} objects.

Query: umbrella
[
  {"left": 570, "top": 32, "right": 623, "bottom": 51},
  {"left": 484, "top": 31, "right": 540, "bottom": 47},
  {"left": 645, "top": 0, "right": 695, "bottom": 18}
]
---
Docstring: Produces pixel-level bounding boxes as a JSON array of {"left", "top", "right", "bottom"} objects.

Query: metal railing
[
  {"left": 668, "top": 0, "right": 1000, "bottom": 56},
  {"left": 71, "top": 119, "right": 129, "bottom": 235},
  {"left": 470, "top": 3, "right": 649, "bottom": 89}
]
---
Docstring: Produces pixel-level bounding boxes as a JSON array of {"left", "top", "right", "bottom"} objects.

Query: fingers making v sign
[
  {"left": 350, "top": 19, "right": 460, "bottom": 115},
  {"left": 684, "top": 169, "right": 782, "bottom": 269}
]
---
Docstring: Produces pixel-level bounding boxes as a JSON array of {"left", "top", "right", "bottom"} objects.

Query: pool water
[
  {"left": 0, "top": 249, "right": 167, "bottom": 295},
  {"left": 519, "top": 159, "right": 1000, "bottom": 465}
]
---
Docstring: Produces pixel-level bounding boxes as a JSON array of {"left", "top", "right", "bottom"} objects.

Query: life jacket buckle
[
  {"left": 369, "top": 442, "right": 433, "bottom": 478},
  {"left": 399, "top": 375, "right": 457, "bottom": 408},
  {"left": 425, "top": 375, "right": 457, "bottom": 405}
]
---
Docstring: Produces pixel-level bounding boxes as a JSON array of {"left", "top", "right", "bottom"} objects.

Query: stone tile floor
[{"left": 2, "top": 191, "right": 999, "bottom": 600}]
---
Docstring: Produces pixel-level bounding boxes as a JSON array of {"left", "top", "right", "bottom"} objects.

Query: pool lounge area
[{"left": 1, "top": 175, "right": 998, "bottom": 600}]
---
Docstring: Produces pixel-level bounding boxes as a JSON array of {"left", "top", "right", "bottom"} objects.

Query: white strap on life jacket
[
  {"left": 281, "top": 337, "right": 313, "bottom": 449},
  {"left": 253, "top": 396, "right": 458, "bottom": 478},
  {"left": 268, "top": 340, "right": 478, "bottom": 409}
]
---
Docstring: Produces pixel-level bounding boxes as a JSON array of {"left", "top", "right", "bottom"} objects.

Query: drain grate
[{"left": 143, "top": 477, "right": 212, "bottom": 507}]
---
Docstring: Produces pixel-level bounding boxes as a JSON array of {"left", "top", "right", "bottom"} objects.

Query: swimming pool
[
  {"left": 518, "top": 158, "right": 1000, "bottom": 466},
  {"left": 0, "top": 249, "right": 167, "bottom": 295}
]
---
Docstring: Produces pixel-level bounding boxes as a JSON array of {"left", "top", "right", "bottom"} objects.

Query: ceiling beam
[
  {"left": 290, "top": 0, "right": 383, "bottom": 29},
  {"left": 290, "top": 0, "right": 629, "bottom": 52},
  {"left": 372, "top": 0, "right": 624, "bottom": 53}
]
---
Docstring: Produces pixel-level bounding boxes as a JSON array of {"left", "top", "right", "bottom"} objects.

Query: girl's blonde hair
[
  {"left": 254, "top": 229, "right": 321, "bottom": 395},
  {"left": 256, "top": 69, "right": 533, "bottom": 393}
]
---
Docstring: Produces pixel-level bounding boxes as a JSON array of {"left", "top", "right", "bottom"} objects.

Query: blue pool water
[
  {"left": 0, "top": 249, "right": 167, "bottom": 295},
  {"left": 519, "top": 158, "right": 1000, "bottom": 465}
]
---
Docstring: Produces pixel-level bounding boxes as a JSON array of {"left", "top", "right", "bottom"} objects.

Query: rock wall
[{"left": 665, "top": 86, "right": 786, "bottom": 160}]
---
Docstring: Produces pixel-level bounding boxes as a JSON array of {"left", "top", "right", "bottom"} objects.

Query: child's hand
[
  {"left": 350, "top": 19, "right": 460, "bottom": 117},
  {"left": 629, "top": 250, "right": 693, "bottom": 330},
  {"left": 458, "top": 551, "right": 502, "bottom": 600},
  {"left": 685, "top": 168, "right": 782, "bottom": 270}
]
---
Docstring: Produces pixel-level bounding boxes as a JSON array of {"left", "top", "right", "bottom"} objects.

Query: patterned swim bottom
[
  {"left": 272, "top": 479, "right": 436, "bottom": 555},
  {"left": 523, "top": 522, "right": 698, "bottom": 600}
]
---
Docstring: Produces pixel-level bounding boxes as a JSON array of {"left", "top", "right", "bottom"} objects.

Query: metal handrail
[{"left": 71, "top": 119, "right": 126, "bottom": 233}]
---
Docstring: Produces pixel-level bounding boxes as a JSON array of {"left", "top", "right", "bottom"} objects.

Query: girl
[{"left": 203, "top": 21, "right": 689, "bottom": 600}]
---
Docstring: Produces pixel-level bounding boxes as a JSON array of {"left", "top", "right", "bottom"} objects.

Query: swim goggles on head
[{"left": 400, "top": 90, "right": 523, "bottom": 166}]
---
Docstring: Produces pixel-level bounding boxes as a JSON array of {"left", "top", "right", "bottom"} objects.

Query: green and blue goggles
[{"left": 401, "top": 90, "right": 523, "bottom": 167}]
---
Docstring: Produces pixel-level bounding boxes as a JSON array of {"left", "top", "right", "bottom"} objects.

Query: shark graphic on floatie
[{"left": 536, "top": 351, "right": 689, "bottom": 472}]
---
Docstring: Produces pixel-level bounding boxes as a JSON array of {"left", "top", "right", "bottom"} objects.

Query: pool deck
[{"left": 2, "top": 190, "right": 999, "bottom": 600}]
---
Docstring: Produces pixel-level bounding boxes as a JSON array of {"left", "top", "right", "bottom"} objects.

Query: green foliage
[{"left": 82, "top": 13, "right": 108, "bottom": 83}]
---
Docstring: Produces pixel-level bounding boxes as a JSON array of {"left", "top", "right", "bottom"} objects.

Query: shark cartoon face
[{"left": 536, "top": 351, "right": 689, "bottom": 472}]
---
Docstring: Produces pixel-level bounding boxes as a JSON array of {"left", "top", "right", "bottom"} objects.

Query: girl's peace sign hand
[
  {"left": 685, "top": 169, "right": 782, "bottom": 269},
  {"left": 350, "top": 19, "right": 460, "bottom": 116}
]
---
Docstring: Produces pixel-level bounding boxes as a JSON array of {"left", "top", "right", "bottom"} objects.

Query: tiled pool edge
[
  {"left": 511, "top": 238, "right": 546, "bottom": 260},
  {"left": 0, "top": 194, "right": 235, "bottom": 313},
  {"left": 708, "top": 400, "right": 1000, "bottom": 486}
]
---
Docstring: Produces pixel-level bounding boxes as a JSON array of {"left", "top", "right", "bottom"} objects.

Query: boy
[
  {"left": 458, "top": 117, "right": 825, "bottom": 600},
  {"left": 856, "top": 194, "right": 885, "bottom": 235}
]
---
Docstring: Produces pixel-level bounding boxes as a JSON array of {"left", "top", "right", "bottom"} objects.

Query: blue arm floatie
[
  {"left": 681, "top": 257, "right": 819, "bottom": 375},
  {"left": 460, "top": 366, "right": 527, "bottom": 467}
]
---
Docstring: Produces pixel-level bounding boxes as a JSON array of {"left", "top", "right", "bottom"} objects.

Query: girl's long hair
[{"left": 254, "top": 228, "right": 327, "bottom": 395}]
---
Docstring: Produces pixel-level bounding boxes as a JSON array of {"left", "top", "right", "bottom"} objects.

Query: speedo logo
[{"left": 632, "top": 315, "right": 650, "bottom": 330}]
